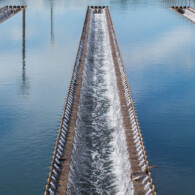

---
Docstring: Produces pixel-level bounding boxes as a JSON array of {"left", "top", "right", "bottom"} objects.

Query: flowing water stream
[
  {"left": 0, "top": 0, "right": 195, "bottom": 194},
  {"left": 67, "top": 10, "right": 134, "bottom": 195}
]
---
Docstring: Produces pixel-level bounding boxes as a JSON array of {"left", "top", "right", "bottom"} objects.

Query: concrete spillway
[
  {"left": 0, "top": 6, "right": 27, "bottom": 24},
  {"left": 45, "top": 6, "right": 155, "bottom": 195},
  {"left": 171, "top": 6, "right": 195, "bottom": 22}
]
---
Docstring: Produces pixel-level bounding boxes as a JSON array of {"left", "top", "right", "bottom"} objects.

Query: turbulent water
[{"left": 67, "top": 10, "right": 134, "bottom": 195}]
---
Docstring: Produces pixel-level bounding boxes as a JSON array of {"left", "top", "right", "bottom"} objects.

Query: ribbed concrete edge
[
  {"left": 170, "top": 6, "right": 195, "bottom": 23},
  {"left": 105, "top": 7, "right": 156, "bottom": 195},
  {"left": 45, "top": 6, "right": 156, "bottom": 195},
  {"left": 0, "top": 6, "right": 27, "bottom": 24},
  {"left": 44, "top": 7, "right": 91, "bottom": 195}
]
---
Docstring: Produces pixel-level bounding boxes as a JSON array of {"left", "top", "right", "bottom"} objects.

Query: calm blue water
[{"left": 0, "top": 0, "right": 195, "bottom": 194}]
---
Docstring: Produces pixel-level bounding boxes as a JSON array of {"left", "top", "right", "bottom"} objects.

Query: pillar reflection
[
  {"left": 21, "top": 8, "right": 30, "bottom": 96},
  {"left": 50, "top": 0, "right": 54, "bottom": 45}
]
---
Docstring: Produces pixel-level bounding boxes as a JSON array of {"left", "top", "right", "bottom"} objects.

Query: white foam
[{"left": 67, "top": 9, "right": 134, "bottom": 195}]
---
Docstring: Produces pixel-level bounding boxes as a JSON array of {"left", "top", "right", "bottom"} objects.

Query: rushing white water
[{"left": 67, "top": 9, "right": 134, "bottom": 195}]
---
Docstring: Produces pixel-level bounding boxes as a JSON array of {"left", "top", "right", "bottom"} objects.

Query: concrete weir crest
[
  {"left": 0, "top": 6, "right": 27, "bottom": 23},
  {"left": 45, "top": 6, "right": 156, "bottom": 195}
]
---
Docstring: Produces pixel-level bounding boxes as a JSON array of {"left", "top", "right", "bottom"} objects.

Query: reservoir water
[{"left": 0, "top": 0, "right": 195, "bottom": 194}]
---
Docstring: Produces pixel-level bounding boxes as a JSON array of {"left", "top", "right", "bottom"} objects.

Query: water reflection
[
  {"left": 0, "top": 0, "right": 195, "bottom": 195},
  {"left": 21, "top": 8, "right": 30, "bottom": 96},
  {"left": 50, "top": 0, "right": 54, "bottom": 45},
  {"left": 161, "top": 0, "right": 195, "bottom": 6}
]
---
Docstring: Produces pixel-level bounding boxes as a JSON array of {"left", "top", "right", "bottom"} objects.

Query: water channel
[{"left": 0, "top": 0, "right": 195, "bottom": 194}]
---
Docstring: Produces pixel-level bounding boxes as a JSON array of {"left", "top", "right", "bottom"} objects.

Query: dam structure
[
  {"left": 171, "top": 6, "right": 195, "bottom": 22},
  {"left": 45, "top": 6, "right": 155, "bottom": 195},
  {"left": 0, "top": 6, "right": 26, "bottom": 24}
]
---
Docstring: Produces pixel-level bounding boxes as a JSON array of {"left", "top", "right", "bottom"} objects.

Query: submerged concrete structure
[{"left": 45, "top": 6, "right": 156, "bottom": 195}]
